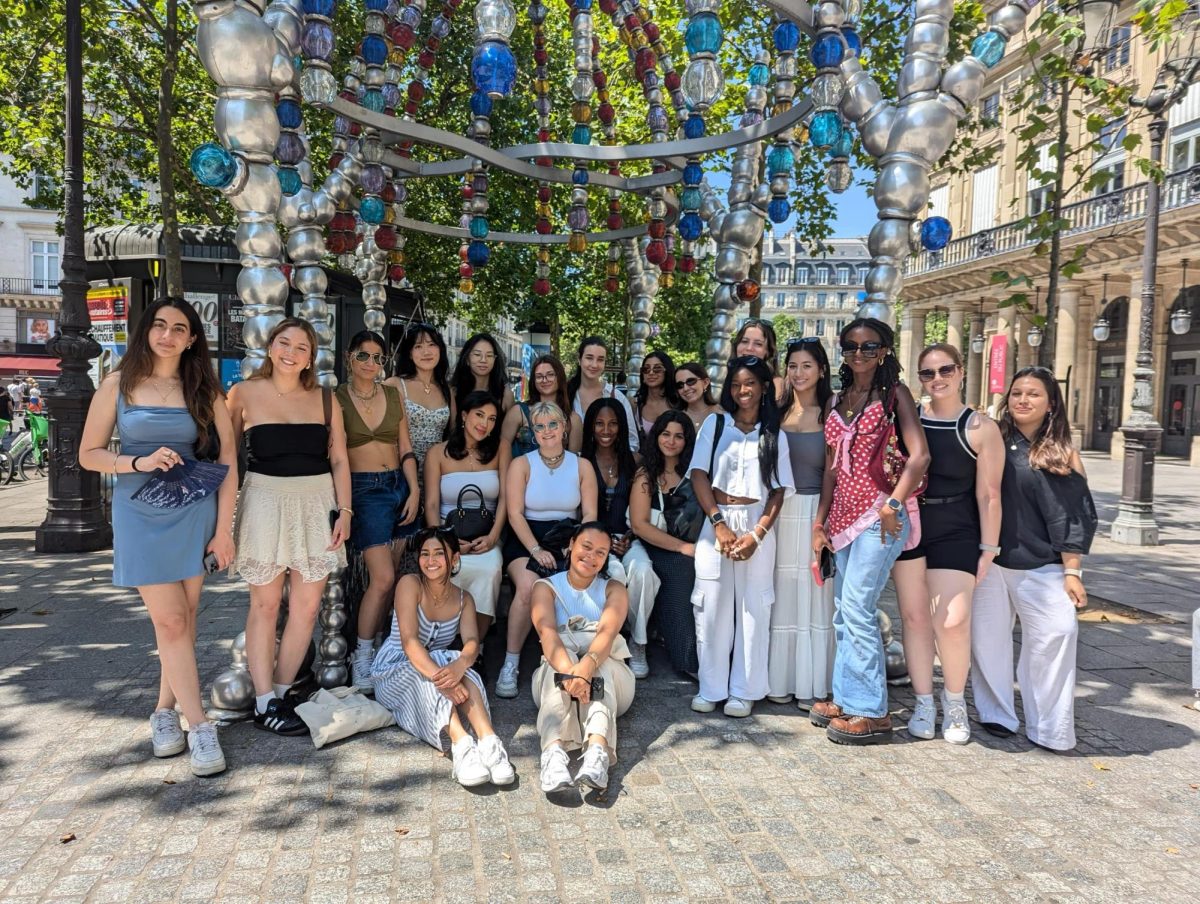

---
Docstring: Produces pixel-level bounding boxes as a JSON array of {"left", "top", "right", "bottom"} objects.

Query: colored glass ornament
[
  {"left": 825, "top": 161, "right": 853, "bottom": 193},
  {"left": 275, "top": 132, "right": 305, "bottom": 165},
  {"left": 189, "top": 142, "right": 237, "bottom": 189},
  {"left": 971, "top": 31, "right": 1007, "bottom": 68},
  {"left": 811, "top": 33, "right": 844, "bottom": 69},
  {"left": 469, "top": 216, "right": 489, "bottom": 238},
  {"left": 736, "top": 278, "right": 760, "bottom": 302},
  {"left": 361, "top": 89, "right": 386, "bottom": 112},
  {"left": 684, "top": 114, "right": 706, "bottom": 139},
  {"left": 748, "top": 62, "right": 771, "bottom": 86},
  {"left": 301, "top": 22, "right": 334, "bottom": 61},
  {"left": 682, "top": 58, "right": 724, "bottom": 111},
  {"left": 768, "top": 197, "right": 791, "bottom": 223},
  {"left": 276, "top": 99, "right": 302, "bottom": 129},
  {"left": 467, "top": 241, "right": 491, "bottom": 266},
  {"left": 842, "top": 27, "right": 862, "bottom": 56},
  {"left": 361, "top": 34, "right": 388, "bottom": 65},
  {"left": 302, "top": 0, "right": 335, "bottom": 16},
  {"left": 678, "top": 212, "right": 703, "bottom": 241},
  {"left": 773, "top": 20, "right": 800, "bottom": 52},
  {"left": 471, "top": 40, "right": 517, "bottom": 98},
  {"left": 277, "top": 167, "right": 302, "bottom": 196},
  {"left": 767, "top": 145, "right": 794, "bottom": 175},
  {"left": 684, "top": 13, "right": 723, "bottom": 56},
  {"left": 809, "top": 110, "right": 843, "bottom": 150},
  {"left": 360, "top": 196, "right": 386, "bottom": 223},
  {"left": 919, "top": 216, "right": 952, "bottom": 251},
  {"left": 811, "top": 73, "right": 845, "bottom": 108},
  {"left": 572, "top": 124, "right": 592, "bottom": 145}
]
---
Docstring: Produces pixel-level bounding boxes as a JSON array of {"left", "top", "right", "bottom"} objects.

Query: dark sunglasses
[
  {"left": 676, "top": 376, "right": 701, "bottom": 390},
  {"left": 642, "top": 365, "right": 666, "bottom": 375},
  {"left": 841, "top": 342, "right": 883, "bottom": 358},
  {"left": 787, "top": 336, "right": 822, "bottom": 349},
  {"left": 917, "top": 364, "right": 959, "bottom": 382},
  {"left": 352, "top": 351, "right": 386, "bottom": 365},
  {"left": 733, "top": 355, "right": 762, "bottom": 367}
]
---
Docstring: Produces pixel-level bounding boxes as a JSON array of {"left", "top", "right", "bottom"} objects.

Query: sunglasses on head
[
  {"left": 787, "top": 336, "right": 822, "bottom": 349},
  {"left": 917, "top": 363, "right": 959, "bottom": 382},
  {"left": 734, "top": 355, "right": 762, "bottom": 367},
  {"left": 841, "top": 341, "right": 883, "bottom": 358},
  {"left": 352, "top": 351, "right": 386, "bottom": 365},
  {"left": 676, "top": 376, "right": 700, "bottom": 390}
]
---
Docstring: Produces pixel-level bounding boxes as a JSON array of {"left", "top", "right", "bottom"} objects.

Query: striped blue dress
[{"left": 371, "top": 590, "right": 488, "bottom": 751}]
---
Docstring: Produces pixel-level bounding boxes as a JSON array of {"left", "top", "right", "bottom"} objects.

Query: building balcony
[{"left": 0, "top": 277, "right": 62, "bottom": 310}]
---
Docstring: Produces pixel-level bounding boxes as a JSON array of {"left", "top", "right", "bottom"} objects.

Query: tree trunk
[
  {"left": 1040, "top": 76, "right": 1070, "bottom": 369},
  {"left": 157, "top": 0, "right": 184, "bottom": 297}
]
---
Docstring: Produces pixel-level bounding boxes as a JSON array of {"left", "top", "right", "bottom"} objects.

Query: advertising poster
[
  {"left": 185, "top": 292, "right": 220, "bottom": 345},
  {"left": 86, "top": 284, "right": 129, "bottom": 361},
  {"left": 988, "top": 334, "right": 1008, "bottom": 395},
  {"left": 25, "top": 317, "right": 55, "bottom": 344}
]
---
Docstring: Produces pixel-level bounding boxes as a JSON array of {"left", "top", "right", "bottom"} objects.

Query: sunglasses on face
[
  {"left": 787, "top": 336, "right": 821, "bottom": 348},
  {"left": 642, "top": 365, "right": 665, "bottom": 375},
  {"left": 352, "top": 351, "right": 386, "bottom": 365},
  {"left": 917, "top": 364, "right": 959, "bottom": 382},
  {"left": 676, "top": 376, "right": 700, "bottom": 390},
  {"left": 841, "top": 342, "right": 883, "bottom": 358},
  {"left": 532, "top": 420, "right": 561, "bottom": 432}
]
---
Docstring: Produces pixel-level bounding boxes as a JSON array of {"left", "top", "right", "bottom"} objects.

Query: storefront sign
[
  {"left": 988, "top": 334, "right": 1008, "bottom": 395},
  {"left": 185, "top": 292, "right": 220, "bottom": 345},
  {"left": 86, "top": 283, "right": 128, "bottom": 361}
]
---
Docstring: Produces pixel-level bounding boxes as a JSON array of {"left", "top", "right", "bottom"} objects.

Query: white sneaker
[
  {"left": 477, "top": 735, "right": 516, "bottom": 785},
  {"left": 907, "top": 697, "right": 937, "bottom": 740},
  {"left": 628, "top": 642, "right": 649, "bottom": 679},
  {"left": 690, "top": 695, "right": 717, "bottom": 713},
  {"left": 187, "top": 722, "right": 227, "bottom": 777},
  {"left": 539, "top": 745, "right": 574, "bottom": 793},
  {"left": 150, "top": 708, "right": 185, "bottom": 758},
  {"left": 451, "top": 739, "right": 491, "bottom": 788},
  {"left": 723, "top": 697, "right": 753, "bottom": 718},
  {"left": 941, "top": 695, "right": 971, "bottom": 746},
  {"left": 495, "top": 661, "right": 519, "bottom": 699},
  {"left": 767, "top": 694, "right": 793, "bottom": 704},
  {"left": 350, "top": 646, "right": 375, "bottom": 693},
  {"left": 575, "top": 743, "right": 610, "bottom": 790}
]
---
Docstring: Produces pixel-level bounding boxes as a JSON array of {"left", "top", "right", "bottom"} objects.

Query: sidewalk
[{"left": 0, "top": 470, "right": 1197, "bottom": 903}]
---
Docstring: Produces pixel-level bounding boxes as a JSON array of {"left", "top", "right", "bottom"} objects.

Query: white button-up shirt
[{"left": 688, "top": 412, "right": 794, "bottom": 500}]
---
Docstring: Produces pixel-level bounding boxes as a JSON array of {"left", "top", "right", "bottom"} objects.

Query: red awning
[{"left": 0, "top": 356, "right": 61, "bottom": 375}]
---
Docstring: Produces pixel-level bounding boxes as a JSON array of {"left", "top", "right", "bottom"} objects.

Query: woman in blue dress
[{"left": 80, "top": 297, "right": 238, "bottom": 777}]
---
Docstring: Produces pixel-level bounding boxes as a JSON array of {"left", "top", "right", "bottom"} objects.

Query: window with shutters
[
  {"left": 971, "top": 164, "right": 999, "bottom": 233},
  {"left": 980, "top": 93, "right": 1000, "bottom": 128}
]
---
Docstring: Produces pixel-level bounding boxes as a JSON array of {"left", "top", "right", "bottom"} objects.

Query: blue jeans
[{"left": 832, "top": 512, "right": 911, "bottom": 718}]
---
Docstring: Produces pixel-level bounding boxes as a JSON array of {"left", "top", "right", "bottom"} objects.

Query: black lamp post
[{"left": 35, "top": 0, "right": 110, "bottom": 553}]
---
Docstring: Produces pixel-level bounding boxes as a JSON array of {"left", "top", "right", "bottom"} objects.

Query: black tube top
[{"left": 245, "top": 424, "right": 330, "bottom": 477}]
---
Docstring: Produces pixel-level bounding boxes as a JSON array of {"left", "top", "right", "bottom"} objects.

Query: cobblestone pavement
[{"left": 1, "top": 454, "right": 1198, "bottom": 903}]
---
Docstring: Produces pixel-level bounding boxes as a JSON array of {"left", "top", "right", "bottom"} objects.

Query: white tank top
[
  {"left": 538, "top": 570, "right": 609, "bottom": 624},
  {"left": 439, "top": 469, "right": 500, "bottom": 520},
  {"left": 523, "top": 450, "right": 581, "bottom": 521}
]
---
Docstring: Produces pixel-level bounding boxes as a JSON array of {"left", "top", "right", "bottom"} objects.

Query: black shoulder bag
[{"left": 444, "top": 483, "right": 495, "bottom": 542}]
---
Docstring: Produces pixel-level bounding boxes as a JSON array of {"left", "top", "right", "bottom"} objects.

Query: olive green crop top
[{"left": 335, "top": 384, "right": 403, "bottom": 449}]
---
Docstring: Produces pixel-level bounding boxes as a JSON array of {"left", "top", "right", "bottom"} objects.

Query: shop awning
[{"left": 0, "top": 356, "right": 61, "bottom": 375}]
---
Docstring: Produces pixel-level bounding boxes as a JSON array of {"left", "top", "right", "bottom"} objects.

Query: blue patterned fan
[{"left": 131, "top": 459, "right": 229, "bottom": 509}]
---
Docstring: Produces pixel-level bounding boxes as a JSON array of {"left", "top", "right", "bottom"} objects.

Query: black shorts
[{"left": 896, "top": 496, "right": 980, "bottom": 575}]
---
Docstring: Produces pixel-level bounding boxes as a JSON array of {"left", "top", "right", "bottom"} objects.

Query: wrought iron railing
[
  {"left": 0, "top": 277, "right": 60, "bottom": 297},
  {"left": 906, "top": 164, "right": 1200, "bottom": 277}
]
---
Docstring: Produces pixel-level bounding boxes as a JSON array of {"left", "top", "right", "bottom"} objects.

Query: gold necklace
[
  {"left": 350, "top": 382, "right": 379, "bottom": 413},
  {"left": 273, "top": 380, "right": 301, "bottom": 399},
  {"left": 425, "top": 579, "right": 451, "bottom": 606},
  {"left": 150, "top": 377, "right": 178, "bottom": 403},
  {"left": 843, "top": 386, "right": 868, "bottom": 418},
  {"left": 539, "top": 450, "right": 565, "bottom": 470},
  {"left": 415, "top": 376, "right": 434, "bottom": 395}
]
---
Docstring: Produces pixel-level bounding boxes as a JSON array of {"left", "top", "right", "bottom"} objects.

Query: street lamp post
[{"left": 35, "top": 0, "right": 110, "bottom": 553}]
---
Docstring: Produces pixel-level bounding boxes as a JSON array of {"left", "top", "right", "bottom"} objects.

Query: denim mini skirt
[{"left": 350, "top": 469, "right": 411, "bottom": 552}]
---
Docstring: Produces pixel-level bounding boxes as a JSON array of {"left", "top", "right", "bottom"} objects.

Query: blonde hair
[
  {"left": 254, "top": 317, "right": 319, "bottom": 390},
  {"left": 528, "top": 400, "right": 565, "bottom": 424}
]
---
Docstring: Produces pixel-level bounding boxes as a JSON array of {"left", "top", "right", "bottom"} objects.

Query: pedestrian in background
[{"left": 79, "top": 297, "right": 238, "bottom": 777}]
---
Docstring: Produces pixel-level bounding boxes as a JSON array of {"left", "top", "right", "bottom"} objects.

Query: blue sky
[{"left": 826, "top": 188, "right": 877, "bottom": 238}]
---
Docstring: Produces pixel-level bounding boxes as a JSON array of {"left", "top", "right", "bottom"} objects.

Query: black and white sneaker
[{"left": 253, "top": 698, "right": 308, "bottom": 736}]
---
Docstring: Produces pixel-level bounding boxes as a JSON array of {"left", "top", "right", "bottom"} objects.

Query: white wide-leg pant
[
  {"left": 607, "top": 540, "right": 660, "bottom": 645},
  {"left": 693, "top": 501, "right": 776, "bottom": 703},
  {"left": 970, "top": 563, "right": 1079, "bottom": 750}
]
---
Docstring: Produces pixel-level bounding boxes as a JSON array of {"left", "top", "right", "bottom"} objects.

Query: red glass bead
[
  {"left": 381, "top": 183, "right": 396, "bottom": 203},
  {"left": 394, "top": 24, "right": 415, "bottom": 49},
  {"left": 680, "top": 255, "right": 696, "bottom": 273},
  {"left": 418, "top": 49, "right": 435, "bottom": 68},
  {"left": 459, "top": 263, "right": 473, "bottom": 278},
  {"left": 605, "top": 277, "right": 619, "bottom": 293},
  {"left": 407, "top": 80, "right": 425, "bottom": 102},
  {"left": 597, "top": 102, "right": 615, "bottom": 124},
  {"left": 665, "top": 71, "right": 681, "bottom": 91},
  {"left": 625, "top": 14, "right": 640, "bottom": 29},
  {"left": 607, "top": 213, "right": 623, "bottom": 230},
  {"left": 462, "top": 185, "right": 474, "bottom": 199},
  {"left": 404, "top": 100, "right": 418, "bottom": 115},
  {"left": 426, "top": 36, "right": 440, "bottom": 51},
  {"left": 338, "top": 89, "right": 356, "bottom": 103},
  {"left": 538, "top": 129, "right": 550, "bottom": 142},
  {"left": 534, "top": 278, "right": 551, "bottom": 296},
  {"left": 536, "top": 156, "right": 553, "bottom": 167},
  {"left": 534, "top": 48, "right": 548, "bottom": 65},
  {"left": 645, "top": 239, "right": 667, "bottom": 265},
  {"left": 538, "top": 186, "right": 552, "bottom": 202},
  {"left": 374, "top": 227, "right": 397, "bottom": 250},
  {"left": 459, "top": 245, "right": 469, "bottom": 261},
  {"left": 661, "top": 254, "right": 676, "bottom": 273},
  {"left": 348, "top": 121, "right": 361, "bottom": 136},
  {"left": 736, "top": 278, "right": 761, "bottom": 301},
  {"left": 599, "top": 0, "right": 617, "bottom": 13},
  {"left": 635, "top": 49, "right": 657, "bottom": 80},
  {"left": 389, "top": 265, "right": 406, "bottom": 281},
  {"left": 643, "top": 22, "right": 660, "bottom": 42},
  {"left": 593, "top": 71, "right": 607, "bottom": 89},
  {"left": 328, "top": 153, "right": 344, "bottom": 170},
  {"left": 536, "top": 219, "right": 552, "bottom": 235},
  {"left": 327, "top": 233, "right": 347, "bottom": 254},
  {"left": 647, "top": 220, "right": 666, "bottom": 239}
]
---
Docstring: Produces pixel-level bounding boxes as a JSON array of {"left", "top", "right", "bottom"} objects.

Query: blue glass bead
[
  {"left": 360, "top": 196, "right": 386, "bottom": 224},
  {"left": 842, "top": 27, "right": 862, "bottom": 56},
  {"left": 811, "top": 33, "right": 843, "bottom": 69},
  {"left": 470, "top": 90, "right": 494, "bottom": 117},
  {"left": 683, "top": 163, "right": 703, "bottom": 186},
  {"left": 678, "top": 212, "right": 704, "bottom": 241},
  {"left": 828, "top": 130, "right": 854, "bottom": 159},
  {"left": 971, "top": 30, "right": 1007, "bottom": 69},
  {"left": 768, "top": 198, "right": 791, "bottom": 223},
  {"left": 469, "top": 216, "right": 490, "bottom": 239},
  {"left": 277, "top": 167, "right": 302, "bottom": 196},
  {"left": 471, "top": 41, "right": 517, "bottom": 99},
  {"left": 400, "top": 6, "right": 422, "bottom": 28},
  {"left": 365, "top": 0, "right": 389, "bottom": 9},
  {"left": 189, "top": 142, "right": 237, "bottom": 189},
  {"left": 276, "top": 99, "right": 302, "bottom": 129},
  {"left": 685, "top": 13, "right": 724, "bottom": 56},
  {"left": 362, "top": 89, "right": 386, "bottom": 113},
  {"left": 383, "top": 83, "right": 401, "bottom": 109},
  {"left": 682, "top": 187, "right": 703, "bottom": 210},
  {"left": 748, "top": 62, "right": 771, "bottom": 86},
  {"left": 576, "top": 0, "right": 593, "bottom": 8},
  {"left": 773, "top": 20, "right": 800, "bottom": 52},
  {"left": 647, "top": 105, "right": 669, "bottom": 133},
  {"left": 572, "top": 168, "right": 589, "bottom": 186},
  {"left": 809, "top": 110, "right": 843, "bottom": 150},
  {"left": 301, "top": 21, "right": 334, "bottom": 61},
  {"left": 467, "top": 241, "right": 490, "bottom": 267},
  {"left": 572, "top": 124, "right": 592, "bottom": 145},
  {"left": 684, "top": 114, "right": 706, "bottom": 139},
  {"left": 430, "top": 15, "right": 451, "bottom": 40},
  {"left": 275, "top": 132, "right": 305, "bottom": 165},
  {"left": 302, "top": 0, "right": 335, "bottom": 16},
  {"left": 361, "top": 34, "right": 388, "bottom": 66},
  {"left": 919, "top": 216, "right": 953, "bottom": 251},
  {"left": 767, "top": 145, "right": 794, "bottom": 175}
]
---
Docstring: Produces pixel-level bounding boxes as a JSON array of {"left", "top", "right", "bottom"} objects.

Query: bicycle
[
  {"left": 12, "top": 413, "right": 49, "bottom": 481},
  {"left": 0, "top": 419, "right": 11, "bottom": 484}
]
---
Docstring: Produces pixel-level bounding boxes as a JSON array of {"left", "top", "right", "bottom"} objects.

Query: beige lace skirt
[{"left": 233, "top": 472, "right": 347, "bottom": 586}]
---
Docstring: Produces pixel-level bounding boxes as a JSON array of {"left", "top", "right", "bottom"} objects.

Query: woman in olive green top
[{"left": 336, "top": 330, "right": 420, "bottom": 693}]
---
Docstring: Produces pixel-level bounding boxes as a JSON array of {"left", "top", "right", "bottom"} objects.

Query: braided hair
[{"left": 837, "top": 317, "right": 903, "bottom": 414}]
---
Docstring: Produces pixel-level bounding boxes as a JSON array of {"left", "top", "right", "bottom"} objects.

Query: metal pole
[
  {"left": 35, "top": 0, "right": 110, "bottom": 553},
  {"left": 1110, "top": 112, "right": 1165, "bottom": 546}
]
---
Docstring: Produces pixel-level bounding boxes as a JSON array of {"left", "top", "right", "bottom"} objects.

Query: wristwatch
[
  {"left": 883, "top": 498, "right": 902, "bottom": 513},
  {"left": 708, "top": 510, "right": 725, "bottom": 526},
  {"left": 1063, "top": 567, "right": 1083, "bottom": 579},
  {"left": 979, "top": 543, "right": 1001, "bottom": 555}
]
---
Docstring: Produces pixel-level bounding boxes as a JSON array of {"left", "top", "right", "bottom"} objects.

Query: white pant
[
  {"left": 452, "top": 546, "right": 502, "bottom": 617},
  {"left": 970, "top": 563, "right": 1079, "bottom": 750},
  {"left": 693, "top": 501, "right": 776, "bottom": 703},
  {"left": 607, "top": 540, "right": 660, "bottom": 645},
  {"left": 1193, "top": 608, "right": 1200, "bottom": 691}
]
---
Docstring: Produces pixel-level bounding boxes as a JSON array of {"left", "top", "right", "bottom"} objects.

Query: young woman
[
  {"left": 335, "top": 330, "right": 421, "bottom": 693},
  {"left": 732, "top": 318, "right": 785, "bottom": 398},
  {"left": 450, "top": 332, "right": 515, "bottom": 414},
  {"left": 497, "top": 401, "right": 598, "bottom": 699},
  {"left": 766, "top": 337, "right": 836, "bottom": 709},
  {"left": 385, "top": 323, "right": 452, "bottom": 500},
  {"left": 227, "top": 317, "right": 352, "bottom": 736},
  {"left": 79, "top": 297, "right": 237, "bottom": 777},
  {"left": 629, "top": 410, "right": 700, "bottom": 678},
  {"left": 811, "top": 318, "right": 930, "bottom": 746},
  {"left": 971, "top": 367, "right": 1096, "bottom": 751},
  {"left": 372, "top": 528, "right": 515, "bottom": 787},
  {"left": 690, "top": 355, "right": 794, "bottom": 718},
  {"left": 581, "top": 398, "right": 660, "bottom": 679},
  {"left": 566, "top": 336, "right": 639, "bottom": 452},
  {"left": 499, "top": 353, "right": 582, "bottom": 466},
  {"left": 893, "top": 344, "right": 1003, "bottom": 745},
  {"left": 675, "top": 362, "right": 721, "bottom": 433},
  {"left": 424, "top": 391, "right": 506, "bottom": 640},
  {"left": 529, "top": 523, "right": 635, "bottom": 795},
  {"left": 632, "top": 350, "right": 681, "bottom": 445}
]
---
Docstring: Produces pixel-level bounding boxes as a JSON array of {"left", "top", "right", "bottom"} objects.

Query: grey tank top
[{"left": 784, "top": 429, "right": 826, "bottom": 495}]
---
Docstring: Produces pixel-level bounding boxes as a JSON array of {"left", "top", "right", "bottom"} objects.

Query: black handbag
[
  {"left": 444, "top": 483, "right": 494, "bottom": 542},
  {"left": 525, "top": 518, "right": 579, "bottom": 578},
  {"left": 661, "top": 478, "right": 704, "bottom": 543}
]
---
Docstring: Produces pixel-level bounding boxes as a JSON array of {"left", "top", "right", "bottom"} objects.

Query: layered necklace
[
  {"left": 350, "top": 381, "right": 379, "bottom": 415},
  {"left": 539, "top": 449, "right": 565, "bottom": 472}
]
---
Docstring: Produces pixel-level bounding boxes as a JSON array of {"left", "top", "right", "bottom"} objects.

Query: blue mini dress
[{"left": 111, "top": 395, "right": 218, "bottom": 588}]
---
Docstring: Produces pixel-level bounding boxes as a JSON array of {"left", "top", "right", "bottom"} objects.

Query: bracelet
[
  {"left": 111, "top": 450, "right": 120, "bottom": 473},
  {"left": 130, "top": 456, "right": 142, "bottom": 473},
  {"left": 400, "top": 451, "right": 417, "bottom": 466},
  {"left": 1063, "top": 567, "right": 1083, "bottom": 579},
  {"left": 751, "top": 531, "right": 763, "bottom": 547},
  {"left": 978, "top": 543, "right": 1001, "bottom": 555},
  {"left": 753, "top": 523, "right": 768, "bottom": 540},
  {"left": 586, "top": 651, "right": 602, "bottom": 669},
  {"left": 338, "top": 506, "right": 354, "bottom": 517},
  {"left": 530, "top": 544, "right": 543, "bottom": 555}
]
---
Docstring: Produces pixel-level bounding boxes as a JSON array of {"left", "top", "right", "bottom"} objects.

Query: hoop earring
[{"left": 451, "top": 561, "right": 461, "bottom": 576}]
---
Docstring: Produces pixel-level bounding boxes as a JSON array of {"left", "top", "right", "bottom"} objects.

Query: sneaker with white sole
[
  {"left": 150, "top": 708, "right": 185, "bottom": 758},
  {"left": 723, "top": 697, "right": 752, "bottom": 718},
  {"left": 941, "top": 695, "right": 971, "bottom": 745},
  {"left": 350, "top": 646, "right": 375, "bottom": 694},
  {"left": 575, "top": 743, "right": 610, "bottom": 790},
  {"left": 451, "top": 739, "right": 491, "bottom": 787},
  {"left": 628, "top": 642, "right": 649, "bottom": 679},
  {"left": 539, "top": 745, "right": 574, "bottom": 794},
  {"left": 906, "top": 697, "right": 937, "bottom": 740},
  {"left": 187, "top": 722, "right": 227, "bottom": 777},
  {"left": 477, "top": 735, "right": 516, "bottom": 785},
  {"left": 495, "top": 661, "right": 519, "bottom": 699},
  {"left": 767, "top": 694, "right": 793, "bottom": 704},
  {"left": 690, "top": 695, "right": 717, "bottom": 713}
]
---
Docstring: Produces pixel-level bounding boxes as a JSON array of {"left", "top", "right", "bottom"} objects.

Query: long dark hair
[
  {"left": 451, "top": 332, "right": 507, "bottom": 412},
  {"left": 676, "top": 361, "right": 717, "bottom": 406},
  {"left": 581, "top": 397, "right": 638, "bottom": 483},
  {"left": 719, "top": 355, "right": 782, "bottom": 490},
  {"left": 998, "top": 366, "right": 1075, "bottom": 475},
  {"left": 639, "top": 409, "right": 696, "bottom": 486},
  {"left": 445, "top": 390, "right": 501, "bottom": 464},
  {"left": 408, "top": 526, "right": 460, "bottom": 580},
  {"left": 779, "top": 338, "right": 833, "bottom": 424},
  {"left": 346, "top": 329, "right": 387, "bottom": 357},
  {"left": 566, "top": 335, "right": 608, "bottom": 408},
  {"left": 118, "top": 297, "right": 222, "bottom": 456},
  {"left": 732, "top": 318, "right": 779, "bottom": 375},
  {"left": 837, "top": 317, "right": 903, "bottom": 415},
  {"left": 394, "top": 323, "right": 452, "bottom": 436},
  {"left": 635, "top": 350, "right": 682, "bottom": 411}
]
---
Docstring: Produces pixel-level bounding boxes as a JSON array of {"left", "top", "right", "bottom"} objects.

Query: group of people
[
  {"left": 4, "top": 376, "right": 43, "bottom": 431},
  {"left": 80, "top": 300, "right": 1097, "bottom": 795}
]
